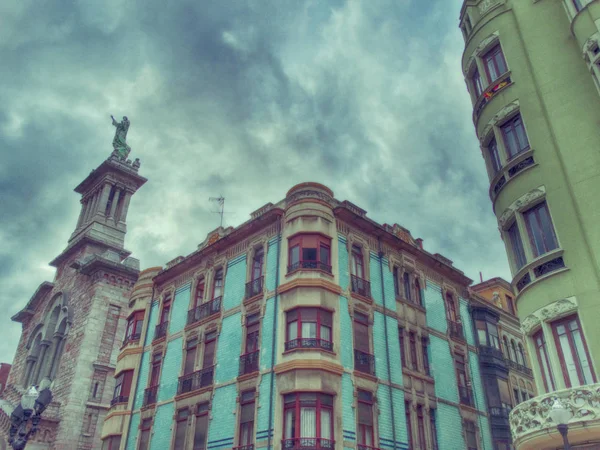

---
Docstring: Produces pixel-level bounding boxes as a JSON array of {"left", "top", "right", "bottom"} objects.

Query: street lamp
[
  {"left": 548, "top": 398, "right": 574, "bottom": 450},
  {"left": 8, "top": 378, "right": 53, "bottom": 450}
]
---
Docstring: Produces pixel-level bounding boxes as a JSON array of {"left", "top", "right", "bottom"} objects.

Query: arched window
[
  {"left": 444, "top": 294, "right": 458, "bottom": 322},
  {"left": 194, "top": 277, "right": 205, "bottom": 308},
  {"left": 414, "top": 279, "right": 423, "bottom": 307},
  {"left": 510, "top": 340, "right": 518, "bottom": 363},
  {"left": 502, "top": 336, "right": 510, "bottom": 359},
  {"left": 517, "top": 343, "right": 526, "bottom": 367}
]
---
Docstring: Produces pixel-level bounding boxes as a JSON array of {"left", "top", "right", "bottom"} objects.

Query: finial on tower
[{"left": 110, "top": 115, "right": 132, "bottom": 160}]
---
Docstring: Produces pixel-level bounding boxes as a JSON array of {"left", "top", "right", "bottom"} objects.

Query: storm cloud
[{"left": 0, "top": 0, "right": 510, "bottom": 363}]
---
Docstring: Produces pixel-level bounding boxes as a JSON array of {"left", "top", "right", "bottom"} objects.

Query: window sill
[
  {"left": 243, "top": 293, "right": 263, "bottom": 305},
  {"left": 395, "top": 296, "right": 426, "bottom": 312},
  {"left": 402, "top": 367, "right": 434, "bottom": 382},
  {"left": 283, "top": 347, "right": 336, "bottom": 357},
  {"left": 353, "top": 370, "right": 378, "bottom": 382},
  {"left": 350, "top": 291, "right": 373, "bottom": 305},
  {"left": 513, "top": 249, "right": 567, "bottom": 295},
  {"left": 473, "top": 71, "right": 513, "bottom": 121},
  {"left": 489, "top": 149, "right": 537, "bottom": 202}
]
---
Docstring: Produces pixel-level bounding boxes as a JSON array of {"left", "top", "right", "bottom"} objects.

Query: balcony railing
[
  {"left": 282, "top": 438, "right": 335, "bottom": 449},
  {"left": 122, "top": 332, "right": 141, "bottom": 346},
  {"left": 354, "top": 349, "right": 376, "bottom": 376},
  {"left": 110, "top": 395, "right": 129, "bottom": 407},
  {"left": 245, "top": 277, "right": 264, "bottom": 299},
  {"left": 351, "top": 275, "right": 371, "bottom": 298},
  {"left": 143, "top": 385, "right": 158, "bottom": 407},
  {"left": 287, "top": 261, "right": 332, "bottom": 274},
  {"left": 285, "top": 338, "right": 334, "bottom": 352},
  {"left": 232, "top": 445, "right": 254, "bottom": 450},
  {"left": 239, "top": 350, "right": 260, "bottom": 376},
  {"left": 154, "top": 321, "right": 168, "bottom": 341},
  {"left": 187, "top": 297, "right": 222, "bottom": 325},
  {"left": 505, "top": 358, "right": 533, "bottom": 376},
  {"left": 490, "top": 406, "right": 511, "bottom": 419},
  {"left": 479, "top": 345, "right": 505, "bottom": 361},
  {"left": 357, "top": 445, "right": 381, "bottom": 450},
  {"left": 458, "top": 385, "right": 474, "bottom": 407},
  {"left": 178, "top": 366, "right": 215, "bottom": 394},
  {"left": 448, "top": 320, "right": 464, "bottom": 340}
]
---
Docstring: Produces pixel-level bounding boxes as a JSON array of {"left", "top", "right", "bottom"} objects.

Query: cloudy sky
[{"left": 0, "top": 0, "right": 511, "bottom": 363}]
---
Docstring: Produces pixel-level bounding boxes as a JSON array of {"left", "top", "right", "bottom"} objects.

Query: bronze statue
[{"left": 111, "top": 115, "right": 131, "bottom": 160}]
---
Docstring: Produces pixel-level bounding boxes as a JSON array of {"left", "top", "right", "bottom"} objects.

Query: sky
[{"left": 0, "top": 0, "right": 511, "bottom": 364}]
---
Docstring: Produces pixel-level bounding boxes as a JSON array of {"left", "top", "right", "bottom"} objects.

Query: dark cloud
[{"left": 0, "top": 0, "right": 510, "bottom": 363}]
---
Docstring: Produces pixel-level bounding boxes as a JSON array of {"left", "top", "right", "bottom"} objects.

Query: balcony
[
  {"left": 504, "top": 358, "right": 533, "bottom": 377},
  {"left": 354, "top": 349, "right": 376, "bottom": 376},
  {"left": 187, "top": 297, "right": 222, "bottom": 326},
  {"left": 177, "top": 366, "right": 215, "bottom": 394},
  {"left": 287, "top": 261, "right": 332, "bottom": 274},
  {"left": 284, "top": 338, "right": 334, "bottom": 352},
  {"left": 448, "top": 320, "right": 464, "bottom": 341},
  {"left": 351, "top": 275, "right": 371, "bottom": 298},
  {"left": 245, "top": 277, "right": 264, "bottom": 299},
  {"left": 239, "top": 350, "right": 260, "bottom": 376},
  {"left": 122, "top": 332, "right": 141, "bottom": 347},
  {"left": 142, "top": 385, "right": 158, "bottom": 407},
  {"left": 282, "top": 438, "right": 335, "bottom": 449},
  {"left": 357, "top": 446, "right": 381, "bottom": 450},
  {"left": 510, "top": 383, "right": 600, "bottom": 450},
  {"left": 232, "top": 446, "right": 254, "bottom": 450},
  {"left": 490, "top": 406, "right": 511, "bottom": 419},
  {"left": 110, "top": 395, "right": 129, "bottom": 407},
  {"left": 458, "top": 385, "right": 474, "bottom": 407},
  {"left": 154, "top": 322, "right": 168, "bottom": 341}
]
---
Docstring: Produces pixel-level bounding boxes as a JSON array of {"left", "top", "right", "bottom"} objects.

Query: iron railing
[
  {"left": 458, "top": 385, "right": 474, "bottom": 407},
  {"left": 490, "top": 406, "right": 511, "bottom": 419},
  {"left": 351, "top": 275, "right": 371, "bottom": 297},
  {"left": 239, "top": 350, "right": 260, "bottom": 376},
  {"left": 448, "top": 320, "right": 464, "bottom": 340},
  {"left": 232, "top": 445, "right": 254, "bottom": 450},
  {"left": 245, "top": 277, "right": 264, "bottom": 299},
  {"left": 281, "top": 438, "right": 335, "bottom": 449},
  {"left": 287, "top": 261, "right": 332, "bottom": 273},
  {"left": 110, "top": 395, "right": 129, "bottom": 407},
  {"left": 154, "top": 321, "right": 168, "bottom": 341},
  {"left": 187, "top": 297, "right": 222, "bottom": 325},
  {"left": 357, "top": 445, "right": 381, "bottom": 450},
  {"left": 505, "top": 358, "right": 533, "bottom": 376},
  {"left": 285, "top": 338, "right": 334, "bottom": 352},
  {"left": 143, "top": 385, "right": 158, "bottom": 407},
  {"left": 122, "top": 332, "right": 141, "bottom": 346},
  {"left": 479, "top": 345, "right": 505, "bottom": 360},
  {"left": 354, "top": 349, "right": 376, "bottom": 376},
  {"left": 178, "top": 366, "right": 215, "bottom": 394}
]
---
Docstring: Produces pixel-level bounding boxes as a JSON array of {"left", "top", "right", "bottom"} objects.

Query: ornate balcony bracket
[{"left": 510, "top": 383, "right": 600, "bottom": 445}]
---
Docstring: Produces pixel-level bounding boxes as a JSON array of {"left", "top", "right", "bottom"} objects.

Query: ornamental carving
[
  {"left": 478, "top": 0, "right": 502, "bottom": 15},
  {"left": 498, "top": 187, "right": 545, "bottom": 228},
  {"left": 482, "top": 100, "right": 520, "bottom": 139},
  {"left": 520, "top": 314, "right": 540, "bottom": 335},
  {"left": 539, "top": 298, "right": 577, "bottom": 321},
  {"left": 510, "top": 384, "right": 600, "bottom": 442},
  {"left": 286, "top": 189, "right": 335, "bottom": 207}
]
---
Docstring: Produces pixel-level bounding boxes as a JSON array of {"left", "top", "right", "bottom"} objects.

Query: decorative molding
[
  {"left": 481, "top": 100, "right": 520, "bottom": 140},
  {"left": 520, "top": 314, "right": 541, "bottom": 335},
  {"left": 498, "top": 186, "right": 546, "bottom": 229},
  {"left": 521, "top": 297, "right": 578, "bottom": 335}
]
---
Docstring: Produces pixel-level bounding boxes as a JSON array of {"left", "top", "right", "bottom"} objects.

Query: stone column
[
  {"left": 82, "top": 198, "right": 92, "bottom": 224},
  {"left": 108, "top": 188, "right": 122, "bottom": 220},
  {"left": 97, "top": 183, "right": 112, "bottom": 217},
  {"left": 44, "top": 333, "right": 64, "bottom": 380},
  {"left": 31, "top": 340, "right": 52, "bottom": 385},
  {"left": 23, "top": 356, "right": 37, "bottom": 387},
  {"left": 117, "top": 191, "right": 132, "bottom": 224},
  {"left": 49, "top": 335, "right": 66, "bottom": 380},
  {"left": 76, "top": 199, "right": 87, "bottom": 228}
]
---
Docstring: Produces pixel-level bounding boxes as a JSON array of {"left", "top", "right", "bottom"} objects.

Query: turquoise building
[{"left": 101, "top": 183, "right": 493, "bottom": 450}]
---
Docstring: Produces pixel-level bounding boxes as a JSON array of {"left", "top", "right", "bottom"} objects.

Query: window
[
  {"left": 488, "top": 138, "right": 502, "bottom": 175},
  {"left": 523, "top": 202, "right": 558, "bottom": 257},
  {"left": 160, "top": 296, "right": 171, "bottom": 325},
  {"left": 238, "top": 391, "right": 255, "bottom": 448},
  {"left": 552, "top": 316, "right": 596, "bottom": 387},
  {"left": 422, "top": 338, "right": 430, "bottom": 376},
  {"left": 101, "top": 436, "right": 121, "bottom": 450},
  {"left": 574, "top": 0, "right": 584, "bottom": 11},
  {"left": 252, "top": 249, "right": 264, "bottom": 281},
  {"left": 405, "top": 402, "right": 413, "bottom": 448},
  {"left": 288, "top": 234, "right": 332, "bottom": 273},
  {"left": 399, "top": 328, "right": 406, "bottom": 368},
  {"left": 112, "top": 370, "right": 133, "bottom": 404},
  {"left": 285, "top": 308, "right": 333, "bottom": 351},
  {"left": 351, "top": 245, "right": 365, "bottom": 279},
  {"left": 240, "top": 314, "right": 260, "bottom": 375},
  {"left": 173, "top": 409, "right": 189, "bottom": 450},
  {"left": 444, "top": 293, "right": 458, "bottom": 323},
  {"left": 501, "top": 115, "right": 529, "bottom": 159},
  {"left": 184, "top": 338, "right": 198, "bottom": 375},
  {"left": 455, "top": 355, "right": 472, "bottom": 405},
  {"left": 417, "top": 406, "right": 427, "bottom": 449},
  {"left": 203, "top": 331, "right": 216, "bottom": 369},
  {"left": 483, "top": 44, "right": 508, "bottom": 82},
  {"left": 357, "top": 390, "right": 375, "bottom": 448},
  {"left": 403, "top": 272, "right": 412, "bottom": 302},
  {"left": 283, "top": 393, "right": 334, "bottom": 449},
  {"left": 353, "top": 313, "right": 374, "bottom": 375},
  {"left": 139, "top": 418, "right": 152, "bottom": 450},
  {"left": 415, "top": 279, "right": 423, "bottom": 307},
  {"left": 409, "top": 332, "right": 418, "bottom": 371},
  {"left": 517, "top": 343, "right": 527, "bottom": 367},
  {"left": 393, "top": 267, "right": 400, "bottom": 297},
  {"left": 150, "top": 353, "right": 162, "bottom": 387},
  {"left": 511, "top": 341, "right": 519, "bottom": 364},
  {"left": 505, "top": 295, "right": 515, "bottom": 315},
  {"left": 212, "top": 269, "right": 224, "bottom": 299},
  {"left": 464, "top": 421, "right": 478, "bottom": 450},
  {"left": 430, "top": 410, "right": 439, "bottom": 450},
  {"left": 194, "top": 277, "right": 205, "bottom": 308},
  {"left": 475, "top": 321, "right": 500, "bottom": 349},
  {"left": 498, "top": 379, "right": 513, "bottom": 410},
  {"left": 534, "top": 330, "right": 555, "bottom": 392},
  {"left": 507, "top": 222, "right": 527, "bottom": 270},
  {"left": 472, "top": 69, "right": 484, "bottom": 98},
  {"left": 194, "top": 403, "right": 209, "bottom": 450},
  {"left": 513, "top": 388, "right": 521, "bottom": 405},
  {"left": 502, "top": 336, "right": 510, "bottom": 359},
  {"left": 124, "top": 311, "right": 144, "bottom": 344}
]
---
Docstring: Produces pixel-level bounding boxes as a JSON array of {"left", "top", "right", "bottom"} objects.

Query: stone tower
[{"left": 0, "top": 153, "right": 146, "bottom": 450}]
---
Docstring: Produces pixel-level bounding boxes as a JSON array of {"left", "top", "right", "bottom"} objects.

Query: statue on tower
[{"left": 111, "top": 115, "right": 131, "bottom": 160}]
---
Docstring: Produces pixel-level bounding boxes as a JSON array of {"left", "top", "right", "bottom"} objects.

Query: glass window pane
[
  {"left": 193, "top": 415, "right": 208, "bottom": 449},
  {"left": 486, "top": 56, "right": 499, "bottom": 81},
  {"left": 508, "top": 223, "right": 527, "bottom": 269},
  {"left": 320, "top": 245, "right": 330, "bottom": 265},
  {"left": 303, "top": 248, "right": 317, "bottom": 261},
  {"left": 290, "top": 246, "right": 300, "bottom": 264},
  {"left": 300, "top": 407, "right": 316, "bottom": 437},
  {"left": 320, "top": 325, "right": 331, "bottom": 342},
  {"left": 321, "top": 409, "right": 332, "bottom": 440},
  {"left": 284, "top": 408, "right": 295, "bottom": 439},
  {"left": 538, "top": 205, "right": 558, "bottom": 251},
  {"left": 302, "top": 322, "right": 317, "bottom": 338},
  {"left": 288, "top": 321, "right": 298, "bottom": 340},
  {"left": 571, "top": 327, "right": 594, "bottom": 384}
]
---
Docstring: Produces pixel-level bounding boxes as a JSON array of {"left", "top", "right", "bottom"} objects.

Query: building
[
  {"left": 469, "top": 278, "right": 537, "bottom": 449},
  {"left": 0, "top": 153, "right": 146, "bottom": 449},
  {"left": 459, "top": 0, "right": 600, "bottom": 448},
  {"left": 0, "top": 364, "right": 11, "bottom": 396},
  {"left": 100, "top": 181, "right": 497, "bottom": 450}
]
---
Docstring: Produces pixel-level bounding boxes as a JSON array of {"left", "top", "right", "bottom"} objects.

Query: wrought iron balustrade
[
  {"left": 458, "top": 385, "right": 473, "bottom": 406},
  {"left": 154, "top": 321, "right": 168, "bottom": 340},
  {"left": 239, "top": 350, "right": 260, "bottom": 375},
  {"left": 187, "top": 297, "right": 222, "bottom": 325},
  {"left": 504, "top": 358, "right": 533, "bottom": 376},
  {"left": 354, "top": 349, "right": 376, "bottom": 376},
  {"left": 143, "top": 385, "right": 158, "bottom": 407},
  {"left": 245, "top": 277, "right": 264, "bottom": 299},
  {"left": 281, "top": 438, "right": 335, "bottom": 449},
  {"left": 448, "top": 320, "right": 464, "bottom": 340},
  {"left": 110, "top": 395, "right": 129, "bottom": 406},
  {"left": 285, "top": 338, "right": 333, "bottom": 352},
  {"left": 351, "top": 275, "right": 371, "bottom": 297},
  {"left": 178, "top": 366, "right": 215, "bottom": 394},
  {"left": 287, "top": 261, "right": 332, "bottom": 273}
]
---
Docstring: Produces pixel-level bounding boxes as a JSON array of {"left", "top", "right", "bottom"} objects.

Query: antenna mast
[{"left": 209, "top": 196, "right": 225, "bottom": 227}]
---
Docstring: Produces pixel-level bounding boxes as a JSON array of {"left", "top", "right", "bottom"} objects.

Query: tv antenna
[{"left": 209, "top": 196, "right": 229, "bottom": 227}]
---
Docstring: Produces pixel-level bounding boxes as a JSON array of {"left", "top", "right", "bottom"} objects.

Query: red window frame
[
  {"left": 139, "top": 418, "right": 153, "bottom": 450},
  {"left": 150, "top": 352, "right": 162, "bottom": 387},
  {"left": 203, "top": 331, "right": 217, "bottom": 369},
  {"left": 252, "top": 249, "right": 264, "bottom": 281},
  {"left": 244, "top": 313, "right": 260, "bottom": 354},
  {"left": 464, "top": 421, "right": 478, "bottom": 450},
  {"left": 524, "top": 202, "right": 558, "bottom": 258},
  {"left": 351, "top": 245, "right": 365, "bottom": 279},
  {"left": 353, "top": 312, "right": 371, "bottom": 353},
  {"left": 238, "top": 391, "right": 256, "bottom": 447},
  {"left": 472, "top": 69, "right": 484, "bottom": 98},
  {"left": 488, "top": 138, "right": 502, "bottom": 175},
  {"left": 288, "top": 233, "right": 332, "bottom": 272},
  {"left": 551, "top": 315, "right": 596, "bottom": 387},
  {"left": 422, "top": 338, "right": 430, "bottom": 376},
  {"left": 283, "top": 393, "right": 334, "bottom": 445},
  {"left": 212, "top": 269, "right": 224, "bottom": 299},
  {"left": 160, "top": 296, "right": 171, "bottom": 325},
  {"left": 357, "top": 390, "right": 375, "bottom": 447},
  {"left": 483, "top": 43, "right": 508, "bottom": 82},
  {"left": 417, "top": 406, "right": 427, "bottom": 449},
  {"left": 194, "top": 403, "right": 210, "bottom": 450},
  {"left": 125, "top": 310, "right": 144, "bottom": 342},
  {"left": 403, "top": 272, "right": 412, "bottom": 302},
  {"left": 184, "top": 338, "right": 198, "bottom": 375},
  {"left": 507, "top": 222, "right": 527, "bottom": 270},
  {"left": 286, "top": 308, "right": 333, "bottom": 347},
  {"left": 445, "top": 293, "right": 458, "bottom": 322},
  {"left": 194, "top": 278, "right": 205, "bottom": 308},
  {"left": 113, "top": 370, "right": 133, "bottom": 402},
  {"left": 501, "top": 114, "right": 529, "bottom": 159},
  {"left": 102, "top": 436, "right": 121, "bottom": 450},
  {"left": 409, "top": 332, "right": 418, "bottom": 371},
  {"left": 399, "top": 327, "right": 406, "bottom": 368},
  {"left": 534, "top": 330, "right": 555, "bottom": 392},
  {"left": 505, "top": 295, "right": 515, "bottom": 315},
  {"left": 393, "top": 267, "right": 400, "bottom": 297},
  {"left": 173, "top": 409, "right": 189, "bottom": 450}
]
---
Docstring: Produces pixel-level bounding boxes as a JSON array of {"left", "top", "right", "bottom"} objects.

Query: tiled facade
[{"left": 102, "top": 182, "right": 496, "bottom": 450}]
